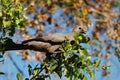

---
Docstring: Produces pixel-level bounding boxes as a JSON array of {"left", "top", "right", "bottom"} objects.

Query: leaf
[
  {"left": 54, "top": 64, "right": 62, "bottom": 78},
  {"left": 89, "top": 70, "right": 94, "bottom": 79},
  {"left": 55, "top": 69, "right": 62, "bottom": 78},
  {"left": 3, "top": 20, "right": 11, "bottom": 27},
  {"left": 93, "top": 59, "right": 100, "bottom": 67},
  {"left": 47, "top": 0, "right": 52, "bottom": 6},
  {"left": 83, "top": 76, "right": 87, "bottom": 80},
  {"left": 74, "top": 32, "right": 81, "bottom": 40},
  {"left": 0, "top": 12, "right": 2, "bottom": 17},
  {"left": 79, "top": 73, "right": 87, "bottom": 80},
  {"left": 79, "top": 49, "right": 88, "bottom": 57},
  {"left": 0, "top": 72, "right": 5, "bottom": 75},
  {"left": 50, "top": 63, "right": 58, "bottom": 72},
  {"left": 16, "top": 73, "right": 22, "bottom": 80},
  {"left": 0, "top": 55, "right": 3, "bottom": 58},
  {"left": 33, "top": 69, "right": 38, "bottom": 75},
  {"left": 28, "top": 64, "right": 32, "bottom": 76},
  {"left": 102, "top": 65, "right": 108, "bottom": 70},
  {"left": 66, "top": 76, "right": 72, "bottom": 80},
  {"left": 28, "top": 64, "right": 32, "bottom": 68}
]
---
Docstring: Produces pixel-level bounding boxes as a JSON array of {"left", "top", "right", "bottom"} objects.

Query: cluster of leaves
[
  {"left": 24, "top": 64, "right": 49, "bottom": 80},
  {"left": 23, "top": 33, "right": 100, "bottom": 80},
  {"left": 0, "top": 0, "right": 26, "bottom": 37},
  {"left": 0, "top": 0, "right": 27, "bottom": 57}
]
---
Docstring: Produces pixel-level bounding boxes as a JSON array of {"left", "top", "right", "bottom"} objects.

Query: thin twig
[{"left": 30, "top": 66, "right": 45, "bottom": 80}]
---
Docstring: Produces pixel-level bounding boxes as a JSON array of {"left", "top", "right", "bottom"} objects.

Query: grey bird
[{"left": 22, "top": 25, "right": 86, "bottom": 53}]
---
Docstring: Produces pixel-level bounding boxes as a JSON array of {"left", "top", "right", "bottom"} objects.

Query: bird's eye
[{"left": 79, "top": 27, "right": 81, "bottom": 29}]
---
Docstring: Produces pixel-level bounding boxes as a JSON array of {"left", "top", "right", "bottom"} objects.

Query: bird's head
[{"left": 73, "top": 25, "right": 86, "bottom": 33}]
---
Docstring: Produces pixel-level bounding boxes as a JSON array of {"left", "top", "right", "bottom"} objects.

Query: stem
[{"left": 30, "top": 66, "right": 45, "bottom": 80}]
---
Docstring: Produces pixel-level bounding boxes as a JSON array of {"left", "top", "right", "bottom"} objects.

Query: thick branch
[
  {"left": 2, "top": 39, "right": 61, "bottom": 54},
  {"left": 3, "top": 42, "right": 50, "bottom": 53}
]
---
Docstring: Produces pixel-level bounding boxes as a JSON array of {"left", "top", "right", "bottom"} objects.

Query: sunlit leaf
[
  {"left": 83, "top": 76, "right": 87, "bottom": 80},
  {"left": 33, "top": 69, "right": 38, "bottom": 75},
  {"left": 50, "top": 63, "right": 58, "bottom": 72},
  {"left": 102, "top": 65, "right": 108, "bottom": 70},
  {"left": 89, "top": 70, "right": 94, "bottom": 79},
  {"left": 66, "top": 76, "right": 72, "bottom": 80},
  {"left": 16, "top": 73, "right": 22, "bottom": 80},
  {"left": 93, "top": 59, "right": 100, "bottom": 67},
  {"left": 79, "top": 49, "right": 88, "bottom": 56}
]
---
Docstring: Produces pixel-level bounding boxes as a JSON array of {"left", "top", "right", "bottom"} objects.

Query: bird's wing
[{"left": 22, "top": 33, "right": 68, "bottom": 45}]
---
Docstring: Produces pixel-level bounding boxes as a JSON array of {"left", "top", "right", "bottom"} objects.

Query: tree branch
[{"left": 3, "top": 42, "right": 50, "bottom": 53}]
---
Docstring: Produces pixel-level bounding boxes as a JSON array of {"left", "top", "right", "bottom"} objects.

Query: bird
[
  {"left": 22, "top": 25, "right": 86, "bottom": 53},
  {"left": 22, "top": 25, "right": 85, "bottom": 43}
]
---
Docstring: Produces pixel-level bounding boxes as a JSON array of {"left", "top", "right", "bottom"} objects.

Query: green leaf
[
  {"left": 3, "top": 20, "right": 11, "bottom": 27},
  {"left": 89, "top": 70, "right": 94, "bottom": 79},
  {"left": 50, "top": 63, "right": 58, "bottom": 72},
  {"left": 28, "top": 64, "right": 32, "bottom": 76},
  {"left": 0, "top": 55, "right": 3, "bottom": 58},
  {"left": 33, "top": 69, "right": 38, "bottom": 75},
  {"left": 16, "top": 73, "right": 22, "bottom": 80},
  {"left": 85, "top": 37, "right": 90, "bottom": 42},
  {"left": 0, "top": 72, "right": 5, "bottom": 75},
  {"left": 83, "top": 76, "right": 87, "bottom": 80},
  {"left": 102, "top": 65, "right": 108, "bottom": 70},
  {"left": 79, "top": 49, "right": 88, "bottom": 56},
  {"left": 0, "top": 12, "right": 2, "bottom": 17},
  {"left": 55, "top": 68, "right": 62, "bottom": 78},
  {"left": 93, "top": 59, "right": 100, "bottom": 67},
  {"left": 74, "top": 32, "right": 81, "bottom": 40},
  {"left": 28, "top": 64, "right": 32, "bottom": 68},
  {"left": 79, "top": 73, "right": 87, "bottom": 80},
  {"left": 66, "top": 76, "right": 72, "bottom": 80},
  {"left": 47, "top": 0, "right": 52, "bottom": 6}
]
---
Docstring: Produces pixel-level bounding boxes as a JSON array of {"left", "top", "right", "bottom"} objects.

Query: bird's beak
[{"left": 81, "top": 30, "right": 86, "bottom": 34}]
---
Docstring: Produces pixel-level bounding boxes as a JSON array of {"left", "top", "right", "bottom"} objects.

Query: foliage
[
  {"left": 0, "top": 72, "right": 4, "bottom": 75},
  {"left": 16, "top": 73, "right": 22, "bottom": 80},
  {"left": 25, "top": 33, "right": 100, "bottom": 80},
  {"left": 0, "top": 0, "right": 26, "bottom": 56},
  {"left": 26, "top": 64, "right": 49, "bottom": 80},
  {"left": 0, "top": 0, "right": 26, "bottom": 37}
]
